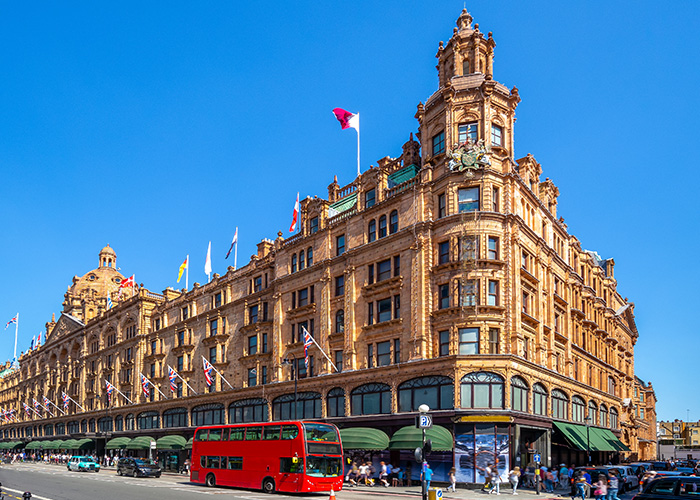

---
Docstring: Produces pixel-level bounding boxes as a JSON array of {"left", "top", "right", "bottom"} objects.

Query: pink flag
[
  {"left": 289, "top": 192, "right": 300, "bottom": 232},
  {"left": 332, "top": 108, "right": 360, "bottom": 132}
]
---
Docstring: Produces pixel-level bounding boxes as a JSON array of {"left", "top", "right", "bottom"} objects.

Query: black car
[
  {"left": 633, "top": 475, "right": 700, "bottom": 500},
  {"left": 116, "top": 457, "right": 162, "bottom": 478}
]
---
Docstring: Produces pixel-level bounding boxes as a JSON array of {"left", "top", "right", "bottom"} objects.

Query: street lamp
[
  {"left": 282, "top": 356, "right": 297, "bottom": 420},
  {"left": 585, "top": 414, "right": 592, "bottom": 466},
  {"left": 418, "top": 404, "right": 430, "bottom": 500}
]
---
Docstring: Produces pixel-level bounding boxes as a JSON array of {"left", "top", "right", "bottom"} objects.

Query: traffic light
[
  {"left": 414, "top": 447, "right": 423, "bottom": 463},
  {"left": 423, "top": 439, "right": 432, "bottom": 456}
]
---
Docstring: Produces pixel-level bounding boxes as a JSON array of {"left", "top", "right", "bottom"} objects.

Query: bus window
[
  {"left": 306, "top": 456, "right": 342, "bottom": 477},
  {"left": 263, "top": 425, "right": 281, "bottom": 440},
  {"left": 281, "top": 425, "right": 299, "bottom": 440},
  {"left": 245, "top": 426, "right": 262, "bottom": 440},
  {"left": 206, "top": 456, "right": 221, "bottom": 469},
  {"left": 280, "top": 457, "right": 303, "bottom": 473},
  {"left": 227, "top": 457, "right": 243, "bottom": 470},
  {"left": 200, "top": 456, "right": 206, "bottom": 467},
  {"left": 302, "top": 423, "right": 339, "bottom": 442},
  {"left": 195, "top": 428, "right": 209, "bottom": 441},
  {"left": 209, "top": 428, "right": 222, "bottom": 441},
  {"left": 229, "top": 427, "right": 244, "bottom": 441}
]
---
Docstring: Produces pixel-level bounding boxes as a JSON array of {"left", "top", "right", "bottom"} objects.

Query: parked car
[
  {"left": 574, "top": 466, "right": 637, "bottom": 494},
  {"left": 649, "top": 461, "right": 672, "bottom": 471},
  {"left": 632, "top": 475, "right": 700, "bottom": 500},
  {"left": 67, "top": 456, "right": 100, "bottom": 472},
  {"left": 629, "top": 463, "right": 652, "bottom": 480},
  {"left": 116, "top": 457, "right": 162, "bottom": 478}
]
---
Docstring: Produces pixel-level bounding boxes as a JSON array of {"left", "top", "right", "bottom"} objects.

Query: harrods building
[{"left": 0, "top": 9, "right": 657, "bottom": 483}]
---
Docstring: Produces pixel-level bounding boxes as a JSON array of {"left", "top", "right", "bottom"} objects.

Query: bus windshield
[
  {"left": 306, "top": 456, "right": 342, "bottom": 477},
  {"left": 302, "top": 423, "right": 339, "bottom": 442}
]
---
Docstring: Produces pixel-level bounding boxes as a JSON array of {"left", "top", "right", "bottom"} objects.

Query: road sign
[
  {"left": 150, "top": 441, "right": 157, "bottom": 449},
  {"left": 417, "top": 414, "right": 433, "bottom": 429},
  {"left": 533, "top": 453, "right": 541, "bottom": 463},
  {"left": 436, "top": 488, "right": 443, "bottom": 499}
]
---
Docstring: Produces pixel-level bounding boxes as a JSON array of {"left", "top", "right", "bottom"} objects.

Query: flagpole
[
  {"left": 202, "top": 355, "right": 234, "bottom": 390},
  {"left": 302, "top": 326, "right": 339, "bottom": 372},
  {"left": 106, "top": 380, "right": 133, "bottom": 405},
  {"left": 36, "top": 400, "right": 53, "bottom": 417},
  {"left": 234, "top": 240, "right": 238, "bottom": 271},
  {"left": 356, "top": 118, "right": 361, "bottom": 177},
  {"left": 141, "top": 373, "right": 169, "bottom": 400},
  {"left": 67, "top": 395, "right": 85, "bottom": 412},
  {"left": 169, "top": 365, "right": 198, "bottom": 395},
  {"left": 48, "top": 400, "right": 66, "bottom": 415},
  {"left": 186, "top": 254, "right": 189, "bottom": 290},
  {"left": 13, "top": 313, "right": 19, "bottom": 366}
]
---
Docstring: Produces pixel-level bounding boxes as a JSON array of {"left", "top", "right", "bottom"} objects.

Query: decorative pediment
[{"left": 47, "top": 313, "right": 84, "bottom": 344}]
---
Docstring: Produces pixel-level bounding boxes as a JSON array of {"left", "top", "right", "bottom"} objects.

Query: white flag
[{"left": 204, "top": 241, "right": 212, "bottom": 275}]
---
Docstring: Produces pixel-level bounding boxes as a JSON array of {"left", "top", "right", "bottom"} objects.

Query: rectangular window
[
  {"left": 393, "top": 294, "right": 401, "bottom": 319},
  {"left": 438, "top": 241, "right": 450, "bottom": 264},
  {"left": 176, "top": 382, "right": 183, "bottom": 398},
  {"left": 210, "top": 318, "right": 218, "bottom": 336},
  {"left": 377, "top": 341, "right": 391, "bottom": 366},
  {"left": 249, "top": 305, "right": 258, "bottom": 324},
  {"left": 247, "top": 368, "right": 256, "bottom": 387},
  {"left": 367, "top": 344, "right": 374, "bottom": 368},
  {"left": 368, "top": 302, "right": 374, "bottom": 325},
  {"left": 377, "top": 298, "right": 392, "bottom": 323},
  {"left": 335, "top": 275, "right": 345, "bottom": 296},
  {"left": 126, "top": 347, "right": 132, "bottom": 362},
  {"left": 149, "top": 363, "right": 155, "bottom": 379},
  {"left": 368, "top": 264, "right": 374, "bottom": 285},
  {"left": 488, "top": 328, "right": 499, "bottom": 354},
  {"left": 151, "top": 340, "right": 157, "bottom": 355},
  {"left": 522, "top": 290, "right": 530, "bottom": 314},
  {"left": 248, "top": 335, "right": 257, "bottom": 355},
  {"left": 394, "top": 338, "right": 401, "bottom": 364},
  {"left": 487, "top": 236, "right": 499, "bottom": 260},
  {"left": 439, "top": 284, "right": 450, "bottom": 309},
  {"left": 336, "top": 234, "right": 345, "bottom": 256},
  {"left": 521, "top": 251, "right": 531, "bottom": 271},
  {"left": 262, "top": 332, "right": 268, "bottom": 353},
  {"left": 309, "top": 216, "right": 319, "bottom": 234},
  {"left": 487, "top": 280, "right": 499, "bottom": 306},
  {"left": 491, "top": 124, "right": 503, "bottom": 147},
  {"left": 458, "top": 122, "right": 478, "bottom": 143},
  {"left": 377, "top": 259, "right": 392, "bottom": 282},
  {"left": 253, "top": 276, "right": 262, "bottom": 293},
  {"left": 523, "top": 337, "right": 529, "bottom": 360},
  {"left": 209, "top": 347, "right": 217, "bottom": 364},
  {"left": 432, "top": 130, "right": 445, "bottom": 155},
  {"left": 335, "top": 350, "right": 343, "bottom": 372},
  {"left": 214, "top": 293, "right": 222, "bottom": 308},
  {"left": 393, "top": 255, "right": 400, "bottom": 277},
  {"left": 154, "top": 318, "right": 161, "bottom": 331},
  {"left": 458, "top": 187, "right": 479, "bottom": 212},
  {"left": 439, "top": 331, "right": 450, "bottom": 356},
  {"left": 438, "top": 193, "right": 446, "bottom": 218},
  {"left": 291, "top": 291, "right": 296, "bottom": 309},
  {"left": 365, "top": 188, "right": 376, "bottom": 208},
  {"left": 492, "top": 186, "right": 500, "bottom": 212},
  {"left": 177, "top": 356, "right": 183, "bottom": 372},
  {"left": 291, "top": 254, "right": 297, "bottom": 273},
  {"left": 458, "top": 327, "right": 479, "bottom": 355},
  {"left": 461, "top": 235, "right": 478, "bottom": 260},
  {"left": 298, "top": 288, "right": 308, "bottom": 307},
  {"left": 177, "top": 330, "right": 185, "bottom": 346},
  {"left": 460, "top": 279, "right": 478, "bottom": 306},
  {"left": 182, "top": 306, "right": 189, "bottom": 321},
  {"left": 261, "top": 366, "right": 267, "bottom": 385}
]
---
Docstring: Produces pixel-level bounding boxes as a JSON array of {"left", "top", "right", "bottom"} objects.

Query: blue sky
[{"left": 1, "top": 2, "right": 698, "bottom": 421}]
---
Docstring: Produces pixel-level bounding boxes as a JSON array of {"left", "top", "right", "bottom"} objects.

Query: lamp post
[
  {"left": 418, "top": 404, "right": 431, "bottom": 500},
  {"left": 282, "top": 356, "right": 297, "bottom": 419},
  {"left": 586, "top": 415, "right": 592, "bottom": 466}
]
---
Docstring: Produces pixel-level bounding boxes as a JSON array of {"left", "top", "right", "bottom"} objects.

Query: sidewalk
[{"left": 342, "top": 484, "right": 568, "bottom": 500}]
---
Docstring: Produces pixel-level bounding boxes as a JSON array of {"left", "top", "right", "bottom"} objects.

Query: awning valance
[
  {"left": 126, "top": 436, "right": 155, "bottom": 450},
  {"left": 25, "top": 441, "right": 41, "bottom": 450},
  {"left": 339, "top": 427, "right": 390, "bottom": 451},
  {"left": 105, "top": 437, "right": 131, "bottom": 450},
  {"left": 185, "top": 437, "right": 193, "bottom": 450},
  {"left": 74, "top": 438, "right": 94, "bottom": 450},
  {"left": 61, "top": 439, "right": 79, "bottom": 449},
  {"left": 553, "top": 422, "right": 629, "bottom": 452},
  {"left": 156, "top": 435, "right": 187, "bottom": 450},
  {"left": 388, "top": 425, "right": 453, "bottom": 451}
]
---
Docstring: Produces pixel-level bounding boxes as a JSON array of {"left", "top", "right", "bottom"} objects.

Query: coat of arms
[{"left": 448, "top": 139, "right": 490, "bottom": 176}]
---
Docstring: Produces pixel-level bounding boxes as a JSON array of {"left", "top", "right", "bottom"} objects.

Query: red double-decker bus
[{"left": 190, "top": 420, "right": 343, "bottom": 493}]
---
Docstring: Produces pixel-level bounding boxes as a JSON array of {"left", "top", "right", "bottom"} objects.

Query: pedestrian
[
  {"left": 607, "top": 469, "right": 620, "bottom": 500},
  {"left": 358, "top": 462, "right": 369, "bottom": 485},
  {"left": 560, "top": 464, "right": 570, "bottom": 489},
  {"left": 483, "top": 463, "right": 494, "bottom": 491},
  {"left": 346, "top": 461, "right": 358, "bottom": 486},
  {"left": 448, "top": 467, "right": 457, "bottom": 492},
  {"left": 392, "top": 465, "right": 402, "bottom": 486},
  {"left": 421, "top": 463, "right": 434, "bottom": 491},
  {"left": 379, "top": 461, "right": 390, "bottom": 487},
  {"left": 594, "top": 474, "right": 608, "bottom": 500},
  {"left": 574, "top": 473, "right": 589, "bottom": 500},
  {"left": 490, "top": 466, "right": 501, "bottom": 495},
  {"left": 545, "top": 469, "right": 554, "bottom": 493},
  {"left": 368, "top": 461, "right": 377, "bottom": 486},
  {"left": 509, "top": 466, "right": 521, "bottom": 494}
]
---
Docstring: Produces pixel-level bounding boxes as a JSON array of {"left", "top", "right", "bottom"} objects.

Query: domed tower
[
  {"left": 416, "top": 8, "right": 521, "bottom": 173},
  {"left": 62, "top": 246, "right": 126, "bottom": 322}
]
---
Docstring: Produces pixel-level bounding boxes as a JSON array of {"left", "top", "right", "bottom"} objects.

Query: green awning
[
  {"left": 388, "top": 425, "right": 453, "bottom": 451},
  {"left": 10, "top": 441, "right": 24, "bottom": 450},
  {"left": 105, "top": 437, "right": 131, "bottom": 450},
  {"left": 185, "top": 437, "right": 193, "bottom": 450},
  {"left": 553, "top": 422, "right": 628, "bottom": 452},
  {"left": 339, "top": 427, "right": 390, "bottom": 451},
  {"left": 61, "top": 439, "right": 78, "bottom": 449},
  {"left": 156, "top": 435, "right": 187, "bottom": 450},
  {"left": 388, "top": 164, "right": 420, "bottom": 187},
  {"left": 329, "top": 193, "right": 357, "bottom": 215},
  {"left": 598, "top": 428, "right": 631, "bottom": 452},
  {"left": 126, "top": 436, "right": 155, "bottom": 450},
  {"left": 45, "top": 440, "right": 64, "bottom": 449},
  {"left": 75, "top": 438, "right": 94, "bottom": 450},
  {"left": 25, "top": 441, "right": 41, "bottom": 450},
  {"left": 0, "top": 442, "right": 10, "bottom": 449}
]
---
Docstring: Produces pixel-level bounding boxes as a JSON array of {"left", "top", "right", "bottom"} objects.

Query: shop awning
[
  {"left": 61, "top": 439, "right": 78, "bottom": 449},
  {"left": 339, "top": 427, "right": 390, "bottom": 451},
  {"left": 105, "top": 437, "right": 131, "bottom": 450},
  {"left": 25, "top": 440, "right": 41, "bottom": 450},
  {"left": 0, "top": 442, "right": 11, "bottom": 449},
  {"left": 74, "top": 438, "right": 94, "bottom": 450},
  {"left": 185, "top": 437, "right": 193, "bottom": 450},
  {"left": 553, "top": 422, "right": 629, "bottom": 452},
  {"left": 45, "top": 440, "right": 64, "bottom": 449},
  {"left": 388, "top": 425, "right": 453, "bottom": 451},
  {"left": 126, "top": 436, "right": 156, "bottom": 450},
  {"left": 156, "top": 435, "right": 187, "bottom": 450}
]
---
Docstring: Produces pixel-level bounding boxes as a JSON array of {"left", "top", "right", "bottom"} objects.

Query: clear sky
[{"left": 1, "top": 2, "right": 698, "bottom": 422}]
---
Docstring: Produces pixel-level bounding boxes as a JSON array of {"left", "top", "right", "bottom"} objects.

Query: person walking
[
  {"left": 509, "top": 466, "right": 521, "bottom": 494},
  {"left": 545, "top": 469, "right": 554, "bottom": 493},
  {"left": 607, "top": 469, "right": 620, "bottom": 500},
  {"left": 448, "top": 467, "right": 457, "bottom": 492},
  {"left": 379, "top": 461, "right": 390, "bottom": 487},
  {"left": 489, "top": 466, "right": 501, "bottom": 495},
  {"left": 421, "top": 463, "right": 434, "bottom": 491},
  {"left": 593, "top": 474, "right": 608, "bottom": 500}
]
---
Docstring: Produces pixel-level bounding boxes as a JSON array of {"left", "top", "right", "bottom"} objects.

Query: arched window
[
  {"left": 398, "top": 376, "right": 453, "bottom": 412},
  {"left": 307, "top": 247, "right": 313, "bottom": 266},
  {"left": 335, "top": 310, "right": 345, "bottom": 334},
  {"left": 137, "top": 411, "right": 160, "bottom": 430},
  {"left": 551, "top": 390, "right": 569, "bottom": 420},
  {"left": 114, "top": 415, "right": 123, "bottom": 432},
  {"left": 378, "top": 215, "right": 387, "bottom": 238},
  {"left": 55, "top": 423, "right": 65, "bottom": 435},
  {"left": 510, "top": 376, "right": 529, "bottom": 412},
  {"left": 97, "top": 417, "right": 112, "bottom": 432},
  {"left": 229, "top": 398, "right": 268, "bottom": 423},
  {"left": 163, "top": 407, "right": 188, "bottom": 428},
  {"left": 80, "top": 419, "right": 87, "bottom": 433},
  {"left": 588, "top": 401, "right": 598, "bottom": 425},
  {"left": 368, "top": 220, "right": 376, "bottom": 243},
  {"left": 272, "top": 392, "right": 321, "bottom": 420},
  {"left": 68, "top": 421, "right": 79, "bottom": 434},
  {"left": 88, "top": 418, "right": 96, "bottom": 432},
  {"left": 125, "top": 413, "right": 135, "bottom": 430},
  {"left": 351, "top": 383, "right": 391, "bottom": 415},
  {"left": 533, "top": 384, "right": 548, "bottom": 415},
  {"left": 299, "top": 250, "right": 305, "bottom": 270},
  {"left": 572, "top": 396, "right": 585, "bottom": 422},
  {"left": 291, "top": 254, "right": 297, "bottom": 273},
  {"left": 460, "top": 372, "right": 504, "bottom": 409},
  {"left": 192, "top": 403, "right": 225, "bottom": 426},
  {"left": 389, "top": 210, "right": 399, "bottom": 234},
  {"left": 44, "top": 424, "right": 54, "bottom": 436},
  {"left": 599, "top": 404, "right": 608, "bottom": 427},
  {"left": 610, "top": 407, "right": 619, "bottom": 429},
  {"left": 327, "top": 388, "right": 346, "bottom": 417}
]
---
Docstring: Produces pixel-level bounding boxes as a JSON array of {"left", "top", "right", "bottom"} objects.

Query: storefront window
[
  {"left": 455, "top": 423, "right": 510, "bottom": 485},
  {"left": 229, "top": 398, "right": 269, "bottom": 423},
  {"left": 533, "top": 384, "right": 548, "bottom": 416},
  {"left": 398, "top": 376, "right": 453, "bottom": 412},
  {"left": 551, "top": 389, "right": 569, "bottom": 420}
]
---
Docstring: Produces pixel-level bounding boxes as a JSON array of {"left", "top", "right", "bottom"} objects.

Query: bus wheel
[
  {"left": 262, "top": 477, "right": 275, "bottom": 493},
  {"left": 205, "top": 473, "right": 216, "bottom": 487}
]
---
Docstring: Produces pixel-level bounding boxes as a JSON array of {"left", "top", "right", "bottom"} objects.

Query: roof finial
[{"left": 457, "top": 7, "right": 473, "bottom": 32}]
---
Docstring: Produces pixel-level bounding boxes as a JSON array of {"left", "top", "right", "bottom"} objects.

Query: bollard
[{"left": 23, "top": 493, "right": 31, "bottom": 500}]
